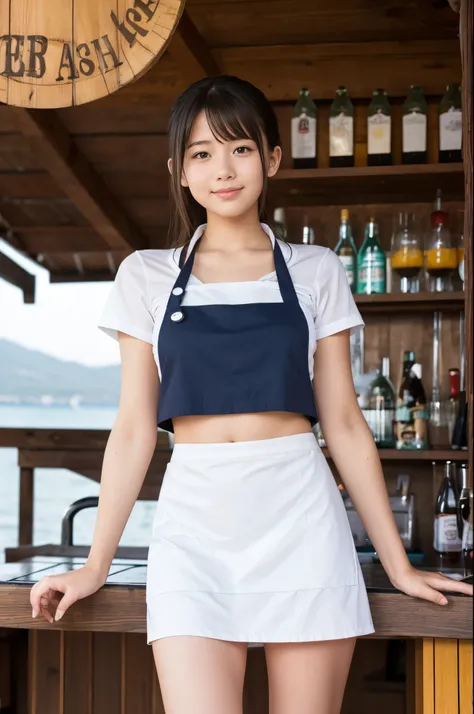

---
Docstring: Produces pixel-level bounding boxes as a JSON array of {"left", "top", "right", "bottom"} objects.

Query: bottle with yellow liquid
[
  {"left": 425, "top": 189, "right": 457, "bottom": 292},
  {"left": 390, "top": 212, "right": 423, "bottom": 293}
]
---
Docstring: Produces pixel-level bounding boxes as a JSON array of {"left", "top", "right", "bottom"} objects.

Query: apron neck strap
[{"left": 174, "top": 235, "right": 297, "bottom": 304}]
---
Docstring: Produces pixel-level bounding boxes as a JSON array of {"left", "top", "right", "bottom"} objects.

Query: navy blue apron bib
[{"left": 157, "top": 235, "right": 318, "bottom": 433}]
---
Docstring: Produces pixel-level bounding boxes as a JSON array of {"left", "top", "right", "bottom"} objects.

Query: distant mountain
[{"left": 0, "top": 339, "right": 120, "bottom": 406}]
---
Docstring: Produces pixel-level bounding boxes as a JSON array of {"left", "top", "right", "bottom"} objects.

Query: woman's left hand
[{"left": 390, "top": 565, "right": 473, "bottom": 606}]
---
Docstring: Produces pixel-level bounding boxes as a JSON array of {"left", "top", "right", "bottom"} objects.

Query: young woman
[{"left": 30, "top": 76, "right": 472, "bottom": 714}]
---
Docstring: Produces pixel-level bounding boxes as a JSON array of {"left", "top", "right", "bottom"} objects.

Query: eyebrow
[{"left": 186, "top": 140, "right": 212, "bottom": 150}]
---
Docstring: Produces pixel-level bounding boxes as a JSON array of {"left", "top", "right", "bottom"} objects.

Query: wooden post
[
  {"left": 460, "top": 0, "right": 473, "bottom": 486},
  {"left": 19, "top": 467, "right": 34, "bottom": 547}
]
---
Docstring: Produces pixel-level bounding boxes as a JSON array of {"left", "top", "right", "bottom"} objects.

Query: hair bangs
[{"left": 204, "top": 91, "right": 263, "bottom": 148}]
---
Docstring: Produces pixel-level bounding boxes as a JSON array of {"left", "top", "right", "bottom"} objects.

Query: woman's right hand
[{"left": 30, "top": 564, "right": 106, "bottom": 623}]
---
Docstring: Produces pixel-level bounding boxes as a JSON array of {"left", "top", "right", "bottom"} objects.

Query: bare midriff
[{"left": 172, "top": 411, "right": 313, "bottom": 444}]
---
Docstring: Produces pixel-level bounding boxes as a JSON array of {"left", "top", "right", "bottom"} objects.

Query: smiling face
[
  {"left": 170, "top": 111, "right": 281, "bottom": 222},
  {"left": 167, "top": 76, "right": 283, "bottom": 243}
]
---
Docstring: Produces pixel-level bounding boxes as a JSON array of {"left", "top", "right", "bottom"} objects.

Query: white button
[
  {"left": 171, "top": 311, "right": 184, "bottom": 322},
  {"left": 172, "top": 287, "right": 184, "bottom": 296}
]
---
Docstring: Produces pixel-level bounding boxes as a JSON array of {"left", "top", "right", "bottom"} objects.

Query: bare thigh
[
  {"left": 265, "top": 637, "right": 357, "bottom": 714},
  {"left": 152, "top": 636, "right": 248, "bottom": 714}
]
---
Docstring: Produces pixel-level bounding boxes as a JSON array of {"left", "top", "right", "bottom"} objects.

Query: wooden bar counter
[{"left": 0, "top": 558, "right": 471, "bottom": 714}]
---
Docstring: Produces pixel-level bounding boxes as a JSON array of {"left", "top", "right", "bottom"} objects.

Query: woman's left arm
[{"left": 313, "top": 329, "right": 473, "bottom": 605}]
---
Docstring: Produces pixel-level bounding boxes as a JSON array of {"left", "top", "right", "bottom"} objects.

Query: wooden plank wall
[{"left": 19, "top": 632, "right": 425, "bottom": 714}]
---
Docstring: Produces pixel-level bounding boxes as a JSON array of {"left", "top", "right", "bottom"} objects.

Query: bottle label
[
  {"left": 403, "top": 112, "right": 427, "bottom": 153},
  {"left": 439, "top": 108, "right": 462, "bottom": 152},
  {"left": 330, "top": 114, "right": 354, "bottom": 157},
  {"left": 368, "top": 112, "right": 391, "bottom": 155},
  {"left": 291, "top": 115, "right": 316, "bottom": 159},
  {"left": 434, "top": 515, "right": 462, "bottom": 552},
  {"left": 337, "top": 254, "right": 355, "bottom": 286},
  {"left": 357, "top": 248, "right": 386, "bottom": 293},
  {"left": 395, "top": 405, "right": 428, "bottom": 449}
]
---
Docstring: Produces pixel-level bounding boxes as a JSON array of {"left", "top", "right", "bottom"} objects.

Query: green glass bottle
[
  {"left": 366, "top": 357, "right": 396, "bottom": 448},
  {"left": 402, "top": 85, "right": 428, "bottom": 165},
  {"left": 357, "top": 218, "right": 386, "bottom": 294},
  {"left": 334, "top": 208, "right": 357, "bottom": 291},
  {"left": 291, "top": 87, "right": 317, "bottom": 169},
  {"left": 367, "top": 89, "right": 392, "bottom": 166},
  {"left": 329, "top": 86, "right": 354, "bottom": 168},
  {"left": 439, "top": 83, "right": 462, "bottom": 163}
]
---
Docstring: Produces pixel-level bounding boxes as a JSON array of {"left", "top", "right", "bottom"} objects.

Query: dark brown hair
[{"left": 167, "top": 75, "right": 281, "bottom": 248}]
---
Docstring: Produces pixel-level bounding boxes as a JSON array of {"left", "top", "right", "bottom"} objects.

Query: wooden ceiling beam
[
  {"left": 111, "top": 39, "right": 461, "bottom": 105},
  {"left": 0, "top": 251, "right": 36, "bottom": 303},
  {"left": 167, "top": 9, "right": 221, "bottom": 84},
  {"left": 10, "top": 108, "right": 149, "bottom": 253}
]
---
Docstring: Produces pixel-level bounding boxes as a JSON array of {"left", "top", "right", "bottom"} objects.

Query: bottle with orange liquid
[
  {"left": 390, "top": 212, "right": 423, "bottom": 293},
  {"left": 425, "top": 189, "right": 457, "bottom": 292}
]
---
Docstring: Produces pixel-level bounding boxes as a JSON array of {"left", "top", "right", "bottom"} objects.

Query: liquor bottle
[
  {"left": 367, "top": 89, "right": 392, "bottom": 166},
  {"left": 273, "top": 207, "right": 288, "bottom": 242},
  {"left": 451, "top": 394, "right": 468, "bottom": 450},
  {"left": 447, "top": 368, "right": 460, "bottom": 443},
  {"left": 357, "top": 218, "right": 386, "bottom": 294},
  {"left": 439, "top": 83, "right": 462, "bottom": 163},
  {"left": 292, "top": 88, "right": 317, "bottom": 169},
  {"left": 329, "top": 86, "right": 354, "bottom": 168},
  {"left": 434, "top": 461, "right": 462, "bottom": 567},
  {"left": 457, "top": 463, "right": 473, "bottom": 573},
  {"left": 302, "top": 216, "right": 315, "bottom": 245},
  {"left": 425, "top": 189, "right": 457, "bottom": 292},
  {"left": 335, "top": 208, "right": 357, "bottom": 291},
  {"left": 402, "top": 85, "right": 428, "bottom": 164},
  {"left": 395, "top": 352, "right": 429, "bottom": 450},
  {"left": 366, "top": 357, "right": 396, "bottom": 447}
]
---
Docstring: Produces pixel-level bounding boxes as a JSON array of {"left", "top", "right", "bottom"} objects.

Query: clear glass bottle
[
  {"left": 357, "top": 218, "right": 386, "bottom": 294},
  {"left": 390, "top": 212, "right": 423, "bottom": 293},
  {"left": 395, "top": 352, "right": 429, "bottom": 450},
  {"left": 425, "top": 189, "right": 457, "bottom": 292},
  {"left": 273, "top": 207, "right": 288, "bottom": 242},
  {"left": 402, "top": 85, "right": 428, "bottom": 164},
  {"left": 301, "top": 215, "right": 315, "bottom": 245},
  {"left": 367, "top": 89, "right": 392, "bottom": 166},
  {"left": 439, "top": 83, "right": 462, "bottom": 163},
  {"left": 329, "top": 86, "right": 354, "bottom": 168},
  {"left": 366, "top": 357, "right": 396, "bottom": 448},
  {"left": 335, "top": 208, "right": 357, "bottom": 291},
  {"left": 434, "top": 461, "right": 462, "bottom": 567},
  {"left": 292, "top": 88, "right": 317, "bottom": 169}
]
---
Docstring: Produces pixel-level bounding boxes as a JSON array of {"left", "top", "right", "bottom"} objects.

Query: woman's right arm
[{"left": 30, "top": 332, "right": 159, "bottom": 622}]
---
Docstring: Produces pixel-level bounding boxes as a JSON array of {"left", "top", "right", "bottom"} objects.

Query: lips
[{"left": 212, "top": 187, "right": 243, "bottom": 197}]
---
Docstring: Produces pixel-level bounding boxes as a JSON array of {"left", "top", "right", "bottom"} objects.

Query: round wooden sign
[{"left": 0, "top": 0, "right": 185, "bottom": 108}]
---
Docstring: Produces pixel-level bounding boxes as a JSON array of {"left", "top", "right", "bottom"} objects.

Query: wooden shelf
[
  {"left": 269, "top": 163, "right": 464, "bottom": 206},
  {"left": 355, "top": 291, "right": 465, "bottom": 314},
  {"left": 322, "top": 449, "right": 468, "bottom": 461}
]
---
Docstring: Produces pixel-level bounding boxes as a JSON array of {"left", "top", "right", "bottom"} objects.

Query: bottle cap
[{"left": 341, "top": 208, "right": 349, "bottom": 221}]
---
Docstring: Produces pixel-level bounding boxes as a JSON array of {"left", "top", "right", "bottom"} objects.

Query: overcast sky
[{"left": 0, "top": 240, "right": 120, "bottom": 367}]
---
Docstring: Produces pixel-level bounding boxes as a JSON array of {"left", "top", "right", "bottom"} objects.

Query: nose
[{"left": 215, "top": 154, "right": 236, "bottom": 181}]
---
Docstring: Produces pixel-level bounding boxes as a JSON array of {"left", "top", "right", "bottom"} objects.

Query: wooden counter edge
[{"left": 0, "top": 585, "right": 471, "bottom": 640}]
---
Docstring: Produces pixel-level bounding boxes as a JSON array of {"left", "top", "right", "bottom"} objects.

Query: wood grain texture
[
  {"left": 0, "top": 0, "right": 186, "bottom": 107},
  {"left": 460, "top": 0, "right": 473, "bottom": 488},
  {"left": 1, "top": 582, "right": 472, "bottom": 639}
]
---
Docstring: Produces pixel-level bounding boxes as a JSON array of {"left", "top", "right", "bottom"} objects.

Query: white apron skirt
[{"left": 146, "top": 431, "right": 375, "bottom": 645}]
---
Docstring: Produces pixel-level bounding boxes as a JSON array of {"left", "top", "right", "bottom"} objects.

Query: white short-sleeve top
[{"left": 98, "top": 223, "right": 364, "bottom": 381}]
